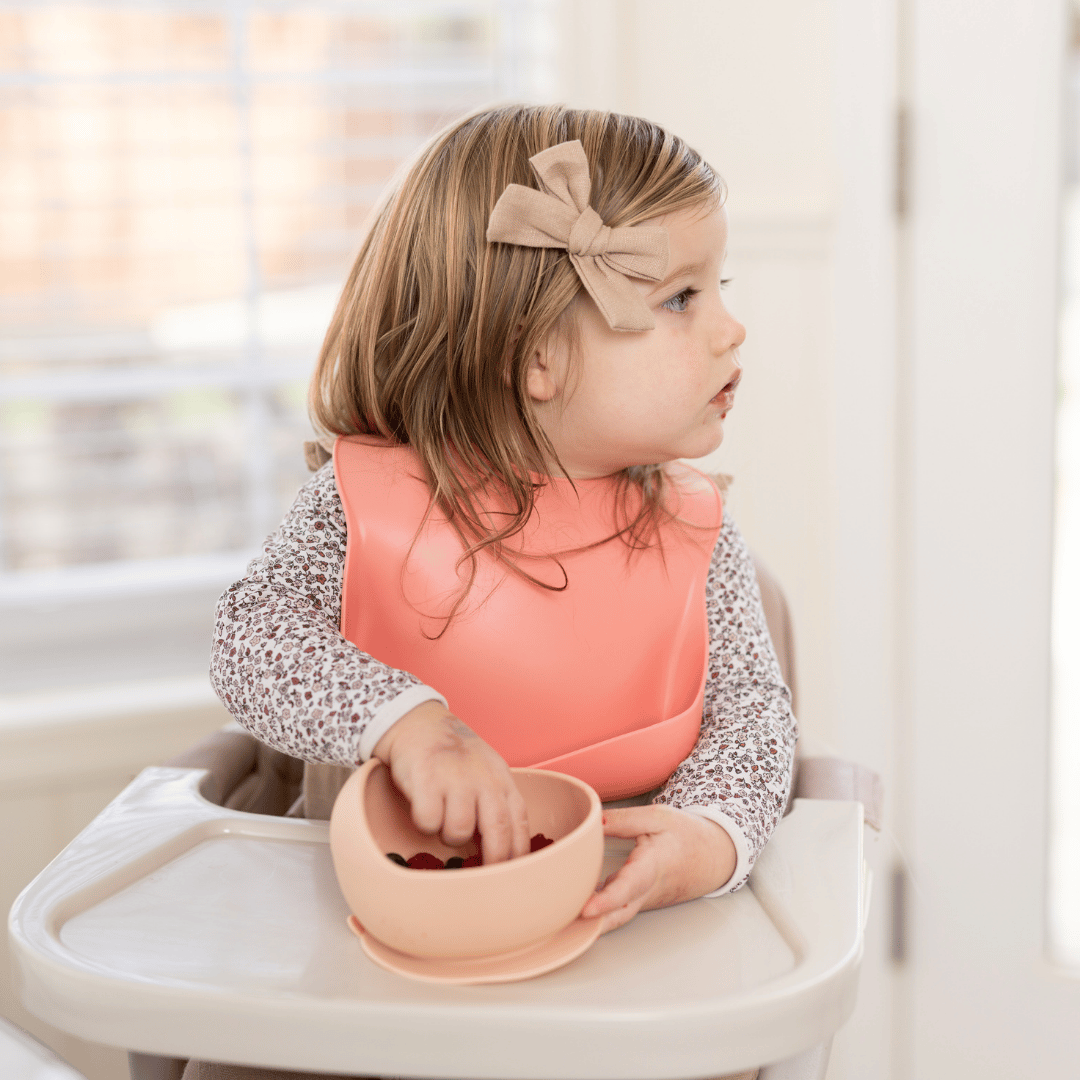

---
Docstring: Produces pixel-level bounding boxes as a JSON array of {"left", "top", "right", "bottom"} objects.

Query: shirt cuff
[
  {"left": 676, "top": 804, "right": 754, "bottom": 897},
  {"left": 356, "top": 684, "right": 449, "bottom": 762}
]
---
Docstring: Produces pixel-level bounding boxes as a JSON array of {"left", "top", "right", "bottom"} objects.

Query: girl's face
[{"left": 528, "top": 204, "right": 745, "bottom": 479}]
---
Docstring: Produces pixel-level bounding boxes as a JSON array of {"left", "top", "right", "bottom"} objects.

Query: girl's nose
[
  {"left": 714, "top": 306, "right": 746, "bottom": 355},
  {"left": 730, "top": 315, "right": 747, "bottom": 351}
]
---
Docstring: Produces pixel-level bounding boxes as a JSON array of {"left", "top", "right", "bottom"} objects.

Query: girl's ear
[{"left": 526, "top": 337, "right": 564, "bottom": 403}]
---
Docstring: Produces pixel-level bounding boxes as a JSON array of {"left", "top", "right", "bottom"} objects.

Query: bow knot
[
  {"left": 567, "top": 207, "right": 610, "bottom": 259},
  {"left": 486, "top": 140, "right": 669, "bottom": 332}
]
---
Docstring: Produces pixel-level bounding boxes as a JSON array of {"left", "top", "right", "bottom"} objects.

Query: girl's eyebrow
[{"left": 653, "top": 260, "right": 707, "bottom": 290}]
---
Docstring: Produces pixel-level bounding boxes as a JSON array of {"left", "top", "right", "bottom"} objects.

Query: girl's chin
[
  {"left": 683, "top": 431, "right": 725, "bottom": 463},
  {"left": 705, "top": 416, "right": 727, "bottom": 445}
]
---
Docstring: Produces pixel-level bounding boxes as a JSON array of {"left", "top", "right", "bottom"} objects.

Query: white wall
[
  {"left": 556, "top": 2, "right": 900, "bottom": 1076},
  {"left": 903, "top": 2, "right": 1080, "bottom": 1075},
  {"left": 559, "top": 0, "right": 846, "bottom": 747}
]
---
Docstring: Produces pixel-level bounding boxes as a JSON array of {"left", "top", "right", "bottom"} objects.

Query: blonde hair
[{"left": 310, "top": 104, "right": 724, "bottom": 612}]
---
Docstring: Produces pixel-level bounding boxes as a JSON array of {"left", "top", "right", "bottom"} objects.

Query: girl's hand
[
  {"left": 371, "top": 700, "right": 532, "bottom": 865},
  {"left": 579, "top": 805, "right": 737, "bottom": 935}
]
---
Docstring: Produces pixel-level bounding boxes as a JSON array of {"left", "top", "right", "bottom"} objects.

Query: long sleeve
[
  {"left": 209, "top": 462, "right": 446, "bottom": 765},
  {"left": 212, "top": 464, "right": 797, "bottom": 890},
  {"left": 652, "top": 515, "right": 798, "bottom": 895}
]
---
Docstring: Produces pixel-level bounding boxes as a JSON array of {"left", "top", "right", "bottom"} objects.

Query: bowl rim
[{"left": 348, "top": 759, "right": 602, "bottom": 875}]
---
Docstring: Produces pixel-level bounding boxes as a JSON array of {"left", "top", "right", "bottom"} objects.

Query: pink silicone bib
[{"left": 334, "top": 436, "right": 722, "bottom": 800}]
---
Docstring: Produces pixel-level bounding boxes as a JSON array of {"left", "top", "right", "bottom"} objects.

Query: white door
[{"left": 902, "top": 1, "right": 1080, "bottom": 1075}]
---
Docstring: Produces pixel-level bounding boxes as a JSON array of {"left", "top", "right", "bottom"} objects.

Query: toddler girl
[{"left": 210, "top": 103, "right": 795, "bottom": 961}]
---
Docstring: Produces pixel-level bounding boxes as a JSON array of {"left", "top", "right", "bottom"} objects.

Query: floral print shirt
[{"left": 210, "top": 461, "right": 797, "bottom": 894}]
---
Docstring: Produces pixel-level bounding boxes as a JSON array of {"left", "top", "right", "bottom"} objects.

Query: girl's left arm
[
  {"left": 652, "top": 513, "right": 798, "bottom": 894},
  {"left": 581, "top": 515, "right": 797, "bottom": 932}
]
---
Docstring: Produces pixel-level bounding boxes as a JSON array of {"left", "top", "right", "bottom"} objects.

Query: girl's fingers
[
  {"left": 389, "top": 730, "right": 532, "bottom": 862},
  {"left": 480, "top": 780, "right": 530, "bottom": 864},
  {"left": 440, "top": 788, "right": 479, "bottom": 848},
  {"left": 473, "top": 753, "right": 530, "bottom": 862},
  {"left": 407, "top": 783, "right": 447, "bottom": 837},
  {"left": 599, "top": 805, "right": 664, "bottom": 838},
  {"left": 595, "top": 899, "right": 644, "bottom": 936},
  {"left": 580, "top": 847, "right": 655, "bottom": 918},
  {"left": 476, "top": 790, "right": 515, "bottom": 864},
  {"left": 507, "top": 785, "right": 532, "bottom": 860}
]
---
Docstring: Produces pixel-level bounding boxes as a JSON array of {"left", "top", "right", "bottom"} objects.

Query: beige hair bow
[{"left": 486, "top": 140, "right": 669, "bottom": 331}]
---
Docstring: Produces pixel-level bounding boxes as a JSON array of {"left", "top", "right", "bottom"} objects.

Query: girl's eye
[{"left": 662, "top": 287, "right": 699, "bottom": 313}]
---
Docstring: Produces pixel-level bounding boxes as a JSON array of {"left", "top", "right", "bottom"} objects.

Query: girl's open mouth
[{"left": 710, "top": 373, "right": 741, "bottom": 413}]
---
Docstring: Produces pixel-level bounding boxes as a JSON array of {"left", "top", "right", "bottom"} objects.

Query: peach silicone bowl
[{"left": 329, "top": 759, "right": 603, "bottom": 961}]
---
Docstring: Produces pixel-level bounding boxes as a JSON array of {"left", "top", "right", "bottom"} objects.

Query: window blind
[{"left": 0, "top": 0, "right": 554, "bottom": 695}]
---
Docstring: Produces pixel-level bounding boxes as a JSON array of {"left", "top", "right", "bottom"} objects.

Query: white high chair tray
[{"left": 9, "top": 768, "right": 865, "bottom": 1079}]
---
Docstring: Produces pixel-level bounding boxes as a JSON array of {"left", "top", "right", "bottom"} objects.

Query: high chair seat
[
  {"left": 9, "top": 553, "right": 871, "bottom": 1079},
  {"left": 8, "top": 762, "right": 866, "bottom": 1079}
]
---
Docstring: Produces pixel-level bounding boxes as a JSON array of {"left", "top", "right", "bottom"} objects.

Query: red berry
[
  {"left": 389, "top": 832, "right": 554, "bottom": 870},
  {"left": 406, "top": 852, "right": 444, "bottom": 870}
]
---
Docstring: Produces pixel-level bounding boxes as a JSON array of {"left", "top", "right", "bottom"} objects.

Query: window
[{"left": 0, "top": 0, "right": 554, "bottom": 700}]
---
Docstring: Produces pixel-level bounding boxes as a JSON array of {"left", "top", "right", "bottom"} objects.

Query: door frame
[{"left": 902, "top": 1, "right": 1080, "bottom": 1075}]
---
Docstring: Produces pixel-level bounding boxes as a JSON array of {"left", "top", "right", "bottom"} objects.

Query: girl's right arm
[
  {"left": 209, "top": 461, "right": 529, "bottom": 860},
  {"left": 209, "top": 461, "right": 443, "bottom": 765}
]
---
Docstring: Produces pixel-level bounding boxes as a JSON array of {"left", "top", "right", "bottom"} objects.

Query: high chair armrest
[
  {"left": 163, "top": 729, "right": 258, "bottom": 807},
  {"left": 164, "top": 728, "right": 305, "bottom": 815},
  {"left": 794, "top": 756, "right": 884, "bottom": 830}
]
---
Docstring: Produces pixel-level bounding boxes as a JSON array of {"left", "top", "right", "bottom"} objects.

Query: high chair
[{"left": 7, "top": 559, "right": 880, "bottom": 1080}]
